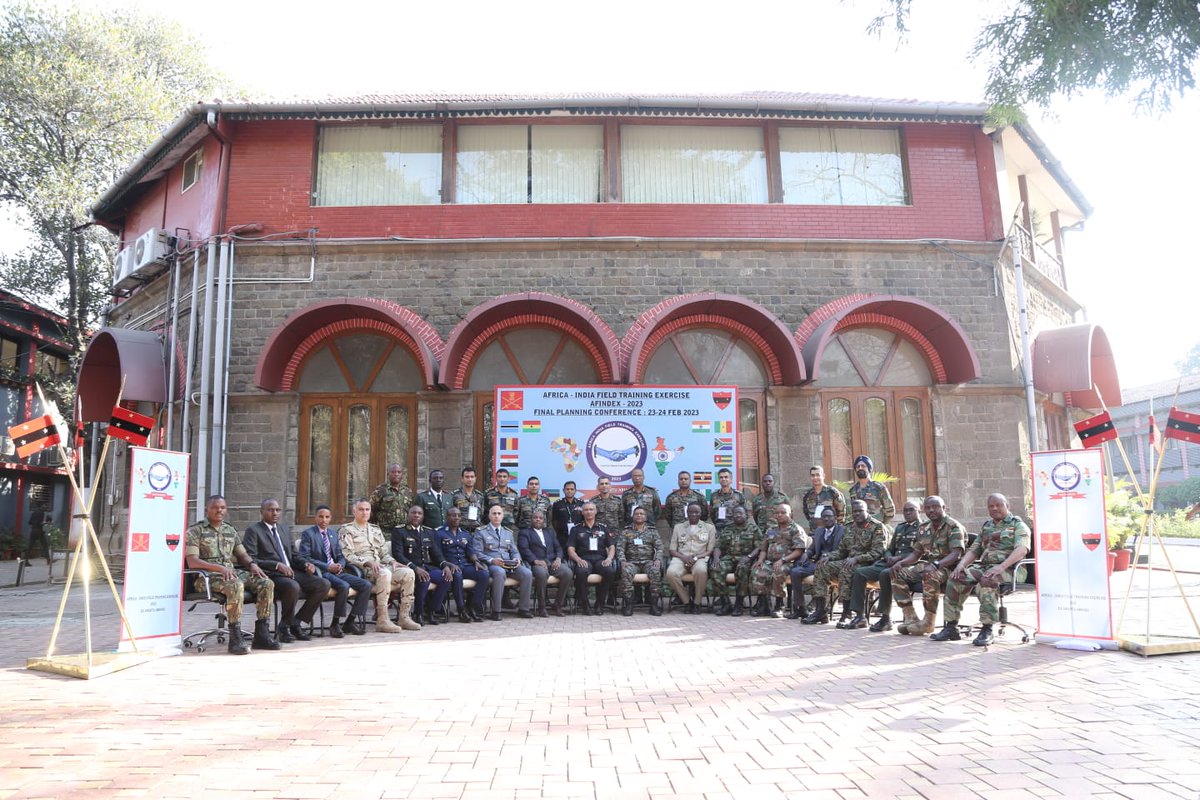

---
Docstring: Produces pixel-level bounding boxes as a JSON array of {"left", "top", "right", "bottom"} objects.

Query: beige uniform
[{"left": 666, "top": 520, "right": 718, "bottom": 603}]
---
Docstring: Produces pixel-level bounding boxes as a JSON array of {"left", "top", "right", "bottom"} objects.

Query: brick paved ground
[{"left": 2, "top": 553, "right": 1200, "bottom": 800}]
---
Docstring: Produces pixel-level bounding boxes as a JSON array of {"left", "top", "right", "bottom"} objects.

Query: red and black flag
[
  {"left": 109, "top": 406, "right": 154, "bottom": 446},
  {"left": 7, "top": 415, "right": 61, "bottom": 459},
  {"left": 1165, "top": 407, "right": 1200, "bottom": 445},
  {"left": 1074, "top": 411, "right": 1118, "bottom": 448}
]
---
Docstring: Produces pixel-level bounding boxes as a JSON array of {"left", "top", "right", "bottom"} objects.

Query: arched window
[
  {"left": 642, "top": 327, "right": 769, "bottom": 492},
  {"left": 818, "top": 328, "right": 935, "bottom": 506},
  {"left": 296, "top": 332, "right": 420, "bottom": 522}
]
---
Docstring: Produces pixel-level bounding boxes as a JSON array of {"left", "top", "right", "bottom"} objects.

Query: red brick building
[{"left": 81, "top": 92, "right": 1120, "bottom": 528}]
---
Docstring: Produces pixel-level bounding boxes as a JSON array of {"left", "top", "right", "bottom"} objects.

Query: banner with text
[
  {"left": 119, "top": 447, "right": 190, "bottom": 652},
  {"left": 494, "top": 386, "right": 739, "bottom": 502},
  {"left": 1031, "top": 448, "right": 1114, "bottom": 641}
]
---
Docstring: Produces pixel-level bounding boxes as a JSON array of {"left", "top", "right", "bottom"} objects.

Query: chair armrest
[{"left": 183, "top": 568, "right": 213, "bottom": 600}]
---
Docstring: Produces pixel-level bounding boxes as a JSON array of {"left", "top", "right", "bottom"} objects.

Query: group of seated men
[{"left": 184, "top": 455, "right": 1030, "bottom": 654}]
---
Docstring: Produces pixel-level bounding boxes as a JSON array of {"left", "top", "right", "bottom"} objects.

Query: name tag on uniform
[
  {"left": 633, "top": 538, "right": 643, "bottom": 546},
  {"left": 567, "top": 522, "right": 575, "bottom": 534},
  {"left": 468, "top": 507, "right": 478, "bottom": 521},
  {"left": 718, "top": 507, "right": 727, "bottom": 520},
  {"left": 589, "top": 536, "right": 599, "bottom": 551},
  {"left": 814, "top": 504, "right": 826, "bottom": 518}
]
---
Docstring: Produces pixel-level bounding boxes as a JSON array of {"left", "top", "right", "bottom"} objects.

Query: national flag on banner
[
  {"left": 109, "top": 406, "right": 154, "bottom": 446},
  {"left": 713, "top": 437, "right": 733, "bottom": 451},
  {"left": 131, "top": 533, "right": 151, "bottom": 552},
  {"left": 522, "top": 421, "right": 541, "bottom": 433},
  {"left": 499, "top": 455, "right": 519, "bottom": 468},
  {"left": 500, "top": 390, "right": 524, "bottom": 410},
  {"left": 544, "top": 489, "right": 561, "bottom": 500},
  {"left": 500, "top": 420, "right": 520, "bottom": 433},
  {"left": 8, "top": 415, "right": 60, "bottom": 459},
  {"left": 691, "top": 421, "right": 710, "bottom": 433},
  {"left": 1073, "top": 411, "right": 1117, "bottom": 448},
  {"left": 714, "top": 420, "right": 732, "bottom": 434},
  {"left": 714, "top": 454, "right": 733, "bottom": 467},
  {"left": 499, "top": 437, "right": 519, "bottom": 450},
  {"left": 1040, "top": 532, "right": 1063, "bottom": 552},
  {"left": 1165, "top": 407, "right": 1200, "bottom": 445},
  {"left": 693, "top": 471, "right": 713, "bottom": 484}
]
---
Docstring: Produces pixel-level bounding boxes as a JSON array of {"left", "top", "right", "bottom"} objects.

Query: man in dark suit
[
  {"left": 243, "top": 498, "right": 330, "bottom": 642},
  {"left": 518, "top": 509, "right": 573, "bottom": 616},
  {"left": 787, "top": 506, "right": 846, "bottom": 619},
  {"left": 297, "top": 504, "right": 372, "bottom": 637}
]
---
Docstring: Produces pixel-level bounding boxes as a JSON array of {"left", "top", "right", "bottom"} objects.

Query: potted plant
[{"left": 1106, "top": 480, "right": 1142, "bottom": 572}]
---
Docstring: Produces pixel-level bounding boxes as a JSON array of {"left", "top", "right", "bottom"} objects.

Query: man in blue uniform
[{"left": 436, "top": 506, "right": 489, "bottom": 622}]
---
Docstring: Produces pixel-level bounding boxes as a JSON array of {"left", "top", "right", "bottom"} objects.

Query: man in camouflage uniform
[
  {"left": 485, "top": 468, "right": 520, "bottom": 530},
  {"left": 370, "top": 463, "right": 413, "bottom": 540},
  {"left": 184, "top": 494, "right": 279, "bottom": 654},
  {"left": 709, "top": 468, "right": 745, "bottom": 533},
  {"left": 339, "top": 498, "right": 421, "bottom": 633},
  {"left": 665, "top": 470, "right": 707, "bottom": 528},
  {"left": 451, "top": 466, "right": 487, "bottom": 534},
  {"left": 591, "top": 476, "right": 622, "bottom": 533},
  {"left": 616, "top": 506, "right": 663, "bottom": 616},
  {"left": 750, "top": 504, "right": 810, "bottom": 617},
  {"left": 621, "top": 467, "right": 662, "bottom": 528},
  {"left": 891, "top": 495, "right": 965, "bottom": 635},
  {"left": 802, "top": 499, "right": 886, "bottom": 625},
  {"left": 801, "top": 465, "right": 846, "bottom": 526},
  {"left": 709, "top": 505, "right": 760, "bottom": 616},
  {"left": 840, "top": 500, "right": 923, "bottom": 631},
  {"left": 751, "top": 473, "right": 790, "bottom": 532},
  {"left": 847, "top": 455, "right": 895, "bottom": 525},
  {"left": 515, "top": 475, "right": 553, "bottom": 531},
  {"left": 932, "top": 493, "right": 1030, "bottom": 646},
  {"left": 415, "top": 469, "right": 452, "bottom": 530}
]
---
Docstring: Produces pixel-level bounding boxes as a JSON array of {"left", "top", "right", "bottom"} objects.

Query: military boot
[
  {"left": 834, "top": 606, "right": 854, "bottom": 628},
  {"left": 715, "top": 596, "right": 733, "bottom": 616},
  {"left": 896, "top": 603, "right": 920, "bottom": 635},
  {"left": 913, "top": 596, "right": 939, "bottom": 635},
  {"left": 801, "top": 597, "right": 828, "bottom": 625},
  {"left": 770, "top": 597, "right": 784, "bottom": 618},
  {"left": 397, "top": 596, "right": 423, "bottom": 631},
  {"left": 252, "top": 619, "right": 281, "bottom": 650},
  {"left": 973, "top": 624, "right": 995, "bottom": 647},
  {"left": 751, "top": 596, "right": 766, "bottom": 617},
  {"left": 622, "top": 597, "right": 633, "bottom": 617},
  {"left": 930, "top": 621, "right": 961, "bottom": 641},
  {"left": 227, "top": 621, "right": 250, "bottom": 655},
  {"left": 788, "top": 595, "right": 808, "bottom": 619},
  {"left": 731, "top": 595, "right": 745, "bottom": 617},
  {"left": 375, "top": 600, "right": 404, "bottom": 633}
]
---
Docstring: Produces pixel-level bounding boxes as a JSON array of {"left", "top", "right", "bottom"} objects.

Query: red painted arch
[
  {"left": 797, "top": 295, "right": 980, "bottom": 385},
  {"left": 623, "top": 293, "right": 806, "bottom": 385},
  {"left": 440, "top": 293, "right": 620, "bottom": 389},
  {"left": 1032, "top": 323, "right": 1121, "bottom": 409},
  {"left": 255, "top": 299, "right": 443, "bottom": 391}
]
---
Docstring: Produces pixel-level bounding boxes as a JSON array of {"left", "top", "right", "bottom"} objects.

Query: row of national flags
[
  {"left": 7, "top": 405, "right": 155, "bottom": 459},
  {"left": 500, "top": 420, "right": 541, "bottom": 433},
  {"left": 691, "top": 420, "right": 732, "bottom": 434},
  {"left": 1074, "top": 407, "right": 1200, "bottom": 448}
]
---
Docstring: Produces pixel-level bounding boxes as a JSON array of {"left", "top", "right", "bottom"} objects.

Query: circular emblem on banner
[
  {"left": 1050, "top": 461, "right": 1081, "bottom": 492},
  {"left": 585, "top": 421, "right": 647, "bottom": 482},
  {"left": 147, "top": 461, "right": 173, "bottom": 492}
]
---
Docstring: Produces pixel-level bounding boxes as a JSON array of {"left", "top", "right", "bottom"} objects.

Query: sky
[{"left": 6, "top": 0, "right": 1195, "bottom": 391}]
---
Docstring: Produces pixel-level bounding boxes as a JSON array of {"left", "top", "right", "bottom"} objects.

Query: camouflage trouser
[
  {"left": 620, "top": 560, "right": 662, "bottom": 599},
  {"left": 707, "top": 556, "right": 754, "bottom": 598},
  {"left": 891, "top": 563, "right": 951, "bottom": 607},
  {"left": 205, "top": 570, "right": 274, "bottom": 624},
  {"left": 751, "top": 559, "right": 790, "bottom": 597},
  {"left": 813, "top": 559, "right": 859, "bottom": 604},
  {"left": 942, "top": 565, "right": 1011, "bottom": 625}
]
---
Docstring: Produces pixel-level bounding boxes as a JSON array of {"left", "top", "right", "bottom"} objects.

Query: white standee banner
[
  {"left": 1030, "top": 448, "right": 1114, "bottom": 642},
  {"left": 118, "top": 447, "right": 191, "bottom": 652}
]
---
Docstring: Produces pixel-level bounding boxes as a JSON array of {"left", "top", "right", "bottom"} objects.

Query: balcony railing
[{"left": 1014, "top": 225, "right": 1067, "bottom": 291}]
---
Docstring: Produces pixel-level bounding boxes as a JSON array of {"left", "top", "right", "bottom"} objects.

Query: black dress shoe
[
  {"left": 869, "top": 617, "right": 893, "bottom": 632},
  {"left": 594, "top": 604, "right": 605, "bottom": 617},
  {"left": 787, "top": 608, "right": 806, "bottom": 620},
  {"left": 517, "top": 609, "right": 534, "bottom": 619},
  {"left": 423, "top": 612, "right": 440, "bottom": 626},
  {"left": 344, "top": 618, "right": 366, "bottom": 635},
  {"left": 973, "top": 624, "right": 995, "bottom": 647},
  {"left": 839, "top": 614, "right": 867, "bottom": 629},
  {"left": 329, "top": 621, "right": 344, "bottom": 639},
  {"left": 488, "top": 611, "right": 502, "bottom": 621},
  {"left": 458, "top": 611, "right": 473, "bottom": 623},
  {"left": 277, "top": 625, "right": 296, "bottom": 643},
  {"left": 551, "top": 606, "right": 564, "bottom": 617},
  {"left": 290, "top": 623, "right": 312, "bottom": 641},
  {"left": 686, "top": 602, "right": 697, "bottom": 615},
  {"left": 649, "top": 602, "right": 662, "bottom": 616}
]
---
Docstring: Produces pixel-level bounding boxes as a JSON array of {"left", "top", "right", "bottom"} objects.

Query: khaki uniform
[
  {"left": 338, "top": 521, "right": 416, "bottom": 602},
  {"left": 751, "top": 489, "right": 790, "bottom": 532},
  {"left": 812, "top": 518, "right": 887, "bottom": 605},
  {"left": 185, "top": 519, "right": 274, "bottom": 624},
  {"left": 666, "top": 520, "right": 717, "bottom": 602},
  {"left": 943, "top": 514, "right": 1031, "bottom": 625},
  {"left": 707, "top": 520, "right": 760, "bottom": 598},
  {"left": 617, "top": 525, "right": 664, "bottom": 600}
]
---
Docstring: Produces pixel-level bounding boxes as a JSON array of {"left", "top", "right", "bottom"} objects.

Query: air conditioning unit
[
  {"left": 111, "top": 247, "right": 133, "bottom": 289},
  {"left": 113, "top": 228, "right": 175, "bottom": 293}
]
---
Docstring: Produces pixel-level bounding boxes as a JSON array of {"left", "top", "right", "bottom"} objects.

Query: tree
[
  {"left": 872, "top": 1, "right": 1200, "bottom": 117},
  {"left": 1178, "top": 341, "right": 1200, "bottom": 376},
  {"left": 0, "top": 2, "right": 224, "bottom": 365}
]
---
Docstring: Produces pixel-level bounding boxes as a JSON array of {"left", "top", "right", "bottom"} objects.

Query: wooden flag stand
[
  {"left": 1099, "top": 384, "right": 1200, "bottom": 656},
  {"left": 26, "top": 381, "right": 168, "bottom": 679}
]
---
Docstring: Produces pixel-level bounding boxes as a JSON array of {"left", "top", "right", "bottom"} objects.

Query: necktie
[
  {"left": 537, "top": 528, "right": 545, "bottom": 548},
  {"left": 322, "top": 530, "right": 333, "bottom": 562},
  {"left": 270, "top": 525, "right": 287, "bottom": 562}
]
